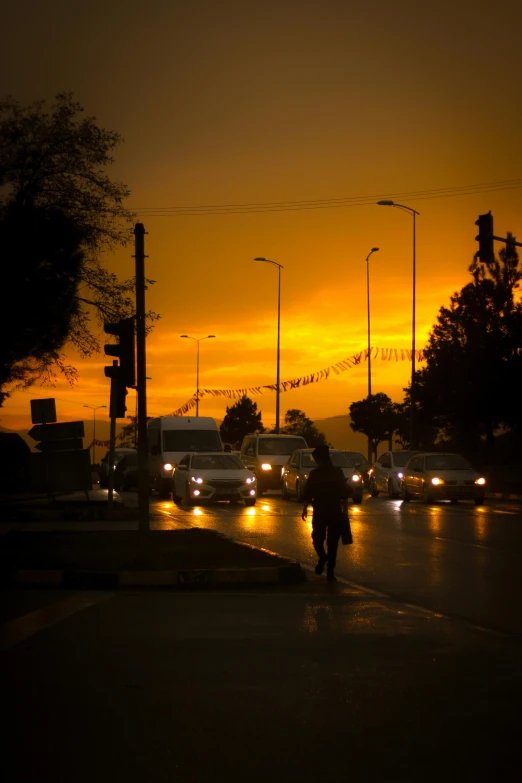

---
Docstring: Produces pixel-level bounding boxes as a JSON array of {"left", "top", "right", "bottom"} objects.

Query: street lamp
[
  {"left": 254, "top": 257, "right": 283, "bottom": 433},
  {"left": 180, "top": 335, "right": 216, "bottom": 416},
  {"left": 83, "top": 405, "right": 107, "bottom": 464},
  {"left": 366, "top": 247, "right": 379, "bottom": 462},
  {"left": 377, "top": 200, "right": 420, "bottom": 447}
]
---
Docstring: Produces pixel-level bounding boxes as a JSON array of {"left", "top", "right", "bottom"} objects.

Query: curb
[{"left": 1, "top": 562, "right": 306, "bottom": 589}]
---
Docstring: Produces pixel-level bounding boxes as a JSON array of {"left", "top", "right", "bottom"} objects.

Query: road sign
[
  {"left": 35, "top": 438, "right": 84, "bottom": 452},
  {"left": 30, "top": 398, "right": 57, "bottom": 424},
  {"left": 29, "top": 421, "right": 85, "bottom": 443}
]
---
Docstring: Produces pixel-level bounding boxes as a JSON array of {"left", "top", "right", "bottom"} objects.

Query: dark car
[{"left": 113, "top": 453, "right": 139, "bottom": 491}]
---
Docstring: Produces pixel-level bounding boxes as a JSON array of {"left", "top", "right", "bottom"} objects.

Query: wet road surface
[{"left": 149, "top": 492, "right": 522, "bottom": 635}]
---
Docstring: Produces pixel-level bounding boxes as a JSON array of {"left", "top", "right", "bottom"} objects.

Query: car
[
  {"left": 172, "top": 451, "right": 257, "bottom": 505},
  {"left": 113, "top": 453, "right": 139, "bottom": 491},
  {"left": 369, "top": 450, "right": 425, "bottom": 498},
  {"left": 400, "top": 452, "right": 487, "bottom": 505},
  {"left": 342, "top": 451, "right": 372, "bottom": 488},
  {"left": 281, "top": 448, "right": 364, "bottom": 504},
  {"left": 240, "top": 434, "right": 308, "bottom": 494},
  {"left": 98, "top": 448, "right": 137, "bottom": 488}
]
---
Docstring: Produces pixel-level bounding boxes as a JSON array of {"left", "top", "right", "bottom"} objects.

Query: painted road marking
[{"left": 0, "top": 592, "right": 113, "bottom": 653}]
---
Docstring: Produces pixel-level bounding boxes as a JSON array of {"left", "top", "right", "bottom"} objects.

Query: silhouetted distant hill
[
  {"left": 1, "top": 413, "right": 367, "bottom": 455},
  {"left": 312, "top": 415, "right": 368, "bottom": 452}
]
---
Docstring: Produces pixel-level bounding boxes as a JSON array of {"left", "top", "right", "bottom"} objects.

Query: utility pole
[
  {"left": 107, "top": 361, "right": 118, "bottom": 510},
  {"left": 134, "top": 223, "right": 150, "bottom": 532}
]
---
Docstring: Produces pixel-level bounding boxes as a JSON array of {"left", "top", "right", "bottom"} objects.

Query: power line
[{"left": 130, "top": 178, "right": 522, "bottom": 216}]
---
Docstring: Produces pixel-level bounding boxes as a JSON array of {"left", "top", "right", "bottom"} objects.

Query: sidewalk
[{"left": 2, "top": 582, "right": 521, "bottom": 781}]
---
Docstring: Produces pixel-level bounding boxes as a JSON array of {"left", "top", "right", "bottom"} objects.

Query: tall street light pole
[
  {"left": 180, "top": 335, "right": 216, "bottom": 415},
  {"left": 377, "top": 201, "right": 420, "bottom": 448},
  {"left": 365, "top": 248, "right": 379, "bottom": 462},
  {"left": 254, "top": 257, "right": 283, "bottom": 434},
  {"left": 83, "top": 404, "right": 107, "bottom": 464}
]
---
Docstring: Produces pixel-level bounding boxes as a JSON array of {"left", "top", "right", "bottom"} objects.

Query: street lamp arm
[
  {"left": 254, "top": 257, "right": 284, "bottom": 270},
  {"left": 377, "top": 200, "right": 420, "bottom": 216}
]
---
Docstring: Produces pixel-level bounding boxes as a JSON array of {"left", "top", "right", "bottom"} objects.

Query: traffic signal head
[
  {"left": 475, "top": 212, "right": 494, "bottom": 264},
  {"left": 109, "top": 375, "right": 128, "bottom": 419},
  {"left": 104, "top": 318, "right": 135, "bottom": 387}
]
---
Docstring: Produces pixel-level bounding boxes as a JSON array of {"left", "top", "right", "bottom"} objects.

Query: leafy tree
[
  {"left": 0, "top": 201, "right": 85, "bottom": 403},
  {"left": 220, "top": 396, "right": 265, "bottom": 447},
  {"left": 392, "top": 396, "right": 437, "bottom": 451},
  {"left": 118, "top": 416, "right": 138, "bottom": 449},
  {"left": 281, "top": 408, "right": 330, "bottom": 448},
  {"left": 411, "top": 237, "right": 522, "bottom": 455},
  {"left": 0, "top": 93, "right": 159, "bottom": 402},
  {"left": 349, "top": 393, "right": 396, "bottom": 459}
]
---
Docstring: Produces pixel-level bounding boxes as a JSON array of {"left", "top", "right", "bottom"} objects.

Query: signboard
[
  {"left": 30, "top": 398, "right": 57, "bottom": 425},
  {"left": 34, "top": 438, "right": 84, "bottom": 453},
  {"left": 29, "top": 421, "right": 85, "bottom": 443}
]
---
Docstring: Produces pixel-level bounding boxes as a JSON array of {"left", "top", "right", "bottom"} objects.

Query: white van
[
  {"left": 147, "top": 416, "right": 222, "bottom": 497},
  {"left": 240, "top": 433, "right": 308, "bottom": 494}
]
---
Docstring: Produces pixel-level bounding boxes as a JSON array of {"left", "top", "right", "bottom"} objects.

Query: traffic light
[
  {"left": 109, "top": 374, "right": 128, "bottom": 419},
  {"left": 104, "top": 318, "right": 136, "bottom": 387},
  {"left": 475, "top": 212, "right": 494, "bottom": 263}
]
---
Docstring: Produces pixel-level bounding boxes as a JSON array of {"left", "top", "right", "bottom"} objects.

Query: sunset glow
[{"left": 1, "top": 1, "right": 521, "bottom": 443}]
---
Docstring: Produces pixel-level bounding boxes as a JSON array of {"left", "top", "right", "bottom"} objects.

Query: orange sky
[{"left": 1, "top": 0, "right": 522, "bottom": 435}]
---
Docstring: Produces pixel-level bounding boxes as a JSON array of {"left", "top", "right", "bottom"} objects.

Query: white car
[
  {"left": 400, "top": 452, "right": 486, "bottom": 505},
  {"left": 281, "top": 448, "right": 364, "bottom": 504},
  {"left": 173, "top": 452, "right": 257, "bottom": 505},
  {"left": 369, "top": 450, "right": 424, "bottom": 498}
]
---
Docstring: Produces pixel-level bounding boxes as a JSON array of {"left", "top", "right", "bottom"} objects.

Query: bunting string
[
  {"left": 165, "top": 346, "right": 425, "bottom": 416},
  {"left": 88, "top": 346, "right": 425, "bottom": 446}
]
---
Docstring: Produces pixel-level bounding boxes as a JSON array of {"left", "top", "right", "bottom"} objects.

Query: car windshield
[
  {"left": 258, "top": 438, "right": 307, "bottom": 455},
  {"left": 392, "top": 451, "right": 421, "bottom": 467},
  {"left": 344, "top": 452, "right": 369, "bottom": 467},
  {"left": 425, "top": 454, "right": 473, "bottom": 471},
  {"left": 191, "top": 455, "right": 244, "bottom": 470},
  {"left": 163, "top": 430, "right": 222, "bottom": 452},
  {"left": 301, "top": 452, "right": 355, "bottom": 468}
]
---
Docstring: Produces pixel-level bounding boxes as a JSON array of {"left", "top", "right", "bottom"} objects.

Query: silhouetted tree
[
  {"left": 349, "top": 393, "right": 396, "bottom": 459},
  {"left": 392, "top": 397, "right": 437, "bottom": 451},
  {"left": 281, "top": 408, "right": 330, "bottom": 447},
  {"left": 409, "top": 237, "right": 522, "bottom": 455},
  {"left": 0, "top": 201, "right": 84, "bottom": 404},
  {"left": 220, "top": 396, "right": 265, "bottom": 447},
  {"left": 118, "top": 416, "right": 138, "bottom": 449},
  {"left": 0, "top": 93, "right": 159, "bottom": 401}
]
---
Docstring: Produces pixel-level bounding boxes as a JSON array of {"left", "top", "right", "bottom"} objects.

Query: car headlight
[
  {"left": 351, "top": 474, "right": 360, "bottom": 482},
  {"left": 191, "top": 476, "right": 204, "bottom": 484},
  {"left": 163, "top": 463, "right": 173, "bottom": 471},
  {"left": 244, "top": 477, "right": 256, "bottom": 484},
  {"left": 431, "top": 477, "right": 444, "bottom": 485},
  {"left": 397, "top": 472, "right": 404, "bottom": 479},
  {"left": 475, "top": 477, "right": 486, "bottom": 485},
  {"left": 260, "top": 463, "right": 272, "bottom": 471}
]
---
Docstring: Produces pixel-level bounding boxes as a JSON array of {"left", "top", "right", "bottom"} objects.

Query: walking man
[{"left": 301, "top": 445, "right": 352, "bottom": 581}]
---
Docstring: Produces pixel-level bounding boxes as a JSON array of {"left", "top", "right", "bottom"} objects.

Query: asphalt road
[{"left": 147, "top": 491, "right": 522, "bottom": 636}]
